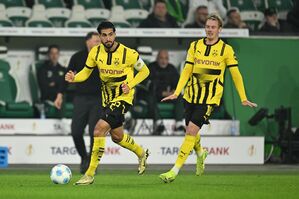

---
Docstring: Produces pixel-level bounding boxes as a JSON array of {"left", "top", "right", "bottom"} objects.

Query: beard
[{"left": 103, "top": 41, "right": 114, "bottom": 49}]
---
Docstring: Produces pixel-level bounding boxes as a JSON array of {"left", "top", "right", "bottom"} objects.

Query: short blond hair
[{"left": 206, "top": 13, "right": 223, "bottom": 28}]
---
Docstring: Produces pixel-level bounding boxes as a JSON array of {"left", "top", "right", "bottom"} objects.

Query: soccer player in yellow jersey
[
  {"left": 65, "top": 21, "right": 150, "bottom": 185},
  {"left": 159, "top": 14, "right": 257, "bottom": 183}
]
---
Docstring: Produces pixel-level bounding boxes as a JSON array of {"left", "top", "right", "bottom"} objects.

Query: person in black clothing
[
  {"left": 185, "top": 6, "right": 208, "bottom": 28},
  {"left": 139, "top": 0, "right": 179, "bottom": 28},
  {"left": 224, "top": 8, "right": 251, "bottom": 29},
  {"left": 37, "top": 45, "right": 66, "bottom": 102},
  {"left": 148, "top": 50, "right": 184, "bottom": 132},
  {"left": 260, "top": 8, "right": 293, "bottom": 34},
  {"left": 54, "top": 32, "right": 102, "bottom": 174}
]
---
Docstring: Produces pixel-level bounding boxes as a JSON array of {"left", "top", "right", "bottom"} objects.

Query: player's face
[
  {"left": 100, "top": 28, "right": 116, "bottom": 49},
  {"left": 86, "top": 34, "right": 101, "bottom": 50},
  {"left": 205, "top": 19, "right": 221, "bottom": 40},
  {"left": 48, "top": 48, "right": 59, "bottom": 65}
]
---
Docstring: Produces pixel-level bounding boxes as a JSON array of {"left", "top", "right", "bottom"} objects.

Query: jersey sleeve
[
  {"left": 185, "top": 41, "right": 196, "bottom": 64},
  {"left": 225, "top": 45, "right": 239, "bottom": 68},
  {"left": 127, "top": 49, "right": 140, "bottom": 67},
  {"left": 85, "top": 46, "right": 98, "bottom": 68}
]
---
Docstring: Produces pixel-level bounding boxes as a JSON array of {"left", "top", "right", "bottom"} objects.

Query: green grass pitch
[{"left": 0, "top": 168, "right": 298, "bottom": 199}]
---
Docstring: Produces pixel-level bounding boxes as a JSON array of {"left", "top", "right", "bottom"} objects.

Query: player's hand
[
  {"left": 121, "top": 82, "right": 130, "bottom": 94},
  {"left": 65, "top": 70, "right": 75, "bottom": 83},
  {"left": 242, "top": 100, "right": 258, "bottom": 108},
  {"left": 54, "top": 93, "right": 63, "bottom": 110},
  {"left": 161, "top": 93, "right": 178, "bottom": 102}
]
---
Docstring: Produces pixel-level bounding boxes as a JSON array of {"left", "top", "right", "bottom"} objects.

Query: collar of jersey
[{"left": 203, "top": 37, "right": 220, "bottom": 46}]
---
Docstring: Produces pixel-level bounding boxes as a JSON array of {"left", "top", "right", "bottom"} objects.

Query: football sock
[
  {"left": 172, "top": 135, "right": 196, "bottom": 172},
  {"left": 85, "top": 137, "right": 105, "bottom": 176},
  {"left": 117, "top": 133, "right": 144, "bottom": 158},
  {"left": 194, "top": 133, "right": 204, "bottom": 156}
]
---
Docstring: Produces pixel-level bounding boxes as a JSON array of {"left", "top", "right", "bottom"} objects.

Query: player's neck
[{"left": 205, "top": 37, "right": 219, "bottom": 45}]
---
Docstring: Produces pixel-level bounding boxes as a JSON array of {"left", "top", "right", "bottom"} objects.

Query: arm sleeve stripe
[
  {"left": 185, "top": 61, "right": 194, "bottom": 65},
  {"left": 227, "top": 64, "right": 238, "bottom": 68},
  {"left": 85, "top": 65, "right": 94, "bottom": 69}
]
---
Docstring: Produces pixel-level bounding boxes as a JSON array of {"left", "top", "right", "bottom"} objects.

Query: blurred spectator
[
  {"left": 37, "top": 45, "right": 66, "bottom": 102},
  {"left": 184, "top": 0, "right": 227, "bottom": 26},
  {"left": 260, "top": 8, "right": 293, "bottom": 33},
  {"left": 148, "top": 50, "right": 184, "bottom": 130},
  {"left": 139, "top": 0, "right": 179, "bottom": 28},
  {"left": 185, "top": 5, "right": 208, "bottom": 28},
  {"left": 224, "top": 8, "right": 250, "bottom": 29},
  {"left": 287, "top": 0, "right": 299, "bottom": 32}
]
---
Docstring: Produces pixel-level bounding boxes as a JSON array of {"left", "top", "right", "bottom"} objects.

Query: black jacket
[
  {"left": 59, "top": 49, "right": 101, "bottom": 98},
  {"left": 37, "top": 61, "right": 66, "bottom": 101},
  {"left": 139, "top": 13, "right": 179, "bottom": 28},
  {"left": 148, "top": 61, "right": 179, "bottom": 101}
]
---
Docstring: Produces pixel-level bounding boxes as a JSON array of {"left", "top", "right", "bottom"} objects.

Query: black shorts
[
  {"left": 184, "top": 100, "right": 215, "bottom": 128},
  {"left": 101, "top": 101, "right": 131, "bottom": 129}
]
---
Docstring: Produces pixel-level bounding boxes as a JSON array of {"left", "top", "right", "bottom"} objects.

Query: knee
[
  {"left": 186, "top": 125, "right": 198, "bottom": 136},
  {"left": 93, "top": 122, "right": 109, "bottom": 137},
  {"left": 111, "top": 133, "right": 122, "bottom": 143}
]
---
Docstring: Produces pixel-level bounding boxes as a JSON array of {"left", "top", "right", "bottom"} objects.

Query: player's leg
[
  {"left": 194, "top": 132, "right": 208, "bottom": 176},
  {"left": 194, "top": 105, "right": 213, "bottom": 175},
  {"left": 74, "top": 119, "right": 110, "bottom": 185},
  {"left": 110, "top": 126, "right": 149, "bottom": 174},
  {"left": 159, "top": 122, "right": 199, "bottom": 183},
  {"left": 86, "top": 98, "right": 102, "bottom": 173},
  {"left": 71, "top": 96, "right": 89, "bottom": 174}
]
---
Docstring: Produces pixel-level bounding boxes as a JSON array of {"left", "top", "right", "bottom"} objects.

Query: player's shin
[
  {"left": 117, "top": 133, "right": 144, "bottom": 158},
  {"left": 172, "top": 135, "right": 196, "bottom": 174},
  {"left": 85, "top": 137, "right": 106, "bottom": 176},
  {"left": 194, "top": 133, "right": 204, "bottom": 156}
]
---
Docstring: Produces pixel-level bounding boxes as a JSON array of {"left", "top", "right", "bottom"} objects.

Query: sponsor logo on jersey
[
  {"left": 100, "top": 69, "right": 124, "bottom": 75},
  {"left": 194, "top": 58, "right": 220, "bottom": 66}
]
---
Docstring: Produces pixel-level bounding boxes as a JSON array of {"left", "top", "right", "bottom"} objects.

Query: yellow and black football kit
[
  {"left": 73, "top": 43, "right": 149, "bottom": 129},
  {"left": 174, "top": 38, "right": 248, "bottom": 128}
]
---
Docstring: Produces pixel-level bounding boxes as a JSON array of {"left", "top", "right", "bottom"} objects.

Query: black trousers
[{"left": 71, "top": 95, "right": 101, "bottom": 160}]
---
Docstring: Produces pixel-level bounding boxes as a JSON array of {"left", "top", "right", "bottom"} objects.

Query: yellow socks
[
  {"left": 85, "top": 137, "right": 105, "bottom": 176},
  {"left": 194, "top": 133, "right": 204, "bottom": 156},
  {"left": 117, "top": 133, "right": 144, "bottom": 158},
  {"left": 172, "top": 135, "right": 196, "bottom": 173}
]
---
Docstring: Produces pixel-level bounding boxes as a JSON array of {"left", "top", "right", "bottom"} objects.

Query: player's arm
[
  {"left": 161, "top": 41, "right": 195, "bottom": 102},
  {"left": 226, "top": 46, "right": 257, "bottom": 107},
  {"left": 65, "top": 47, "right": 97, "bottom": 83},
  {"left": 127, "top": 56, "right": 149, "bottom": 89}
]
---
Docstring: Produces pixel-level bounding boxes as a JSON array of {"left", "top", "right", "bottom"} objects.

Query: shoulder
[
  {"left": 124, "top": 45, "right": 139, "bottom": 56},
  {"left": 189, "top": 38, "right": 203, "bottom": 49}
]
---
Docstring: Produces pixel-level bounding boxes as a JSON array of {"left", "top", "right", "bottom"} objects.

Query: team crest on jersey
[
  {"left": 212, "top": 50, "right": 218, "bottom": 57},
  {"left": 114, "top": 58, "right": 120, "bottom": 66}
]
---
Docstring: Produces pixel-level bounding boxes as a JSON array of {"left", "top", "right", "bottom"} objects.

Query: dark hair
[
  {"left": 196, "top": 5, "right": 208, "bottom": 12},
  {"left": 264, "top": 8, "right": 277, "bottom": 16},
  {"left": 154, "top": 0, "right": 166, "bottom": 5},
  {"left": 47, "top": 44, "right": 60, "bottom": 53},
  {"left": 85, "top": 32, "right": 98, "bottom": 41},
  {"left": 226, "top": 8, "right": 238, "bottom": 17},
  {"left": 97, "top": 21, "right": 116, "bottom": 34}
]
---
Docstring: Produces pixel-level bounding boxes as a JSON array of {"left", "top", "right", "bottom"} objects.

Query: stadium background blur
[{"left": 0, "top": 0, "right": 298, "bottom": 198}]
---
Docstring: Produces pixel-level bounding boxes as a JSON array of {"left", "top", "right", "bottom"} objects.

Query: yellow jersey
[
  {"left": 175, "top": 38, "right": 247, "bottom": 106},
  {"left": 84, "top": 43, "right": 147, "bottom": 107}
]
